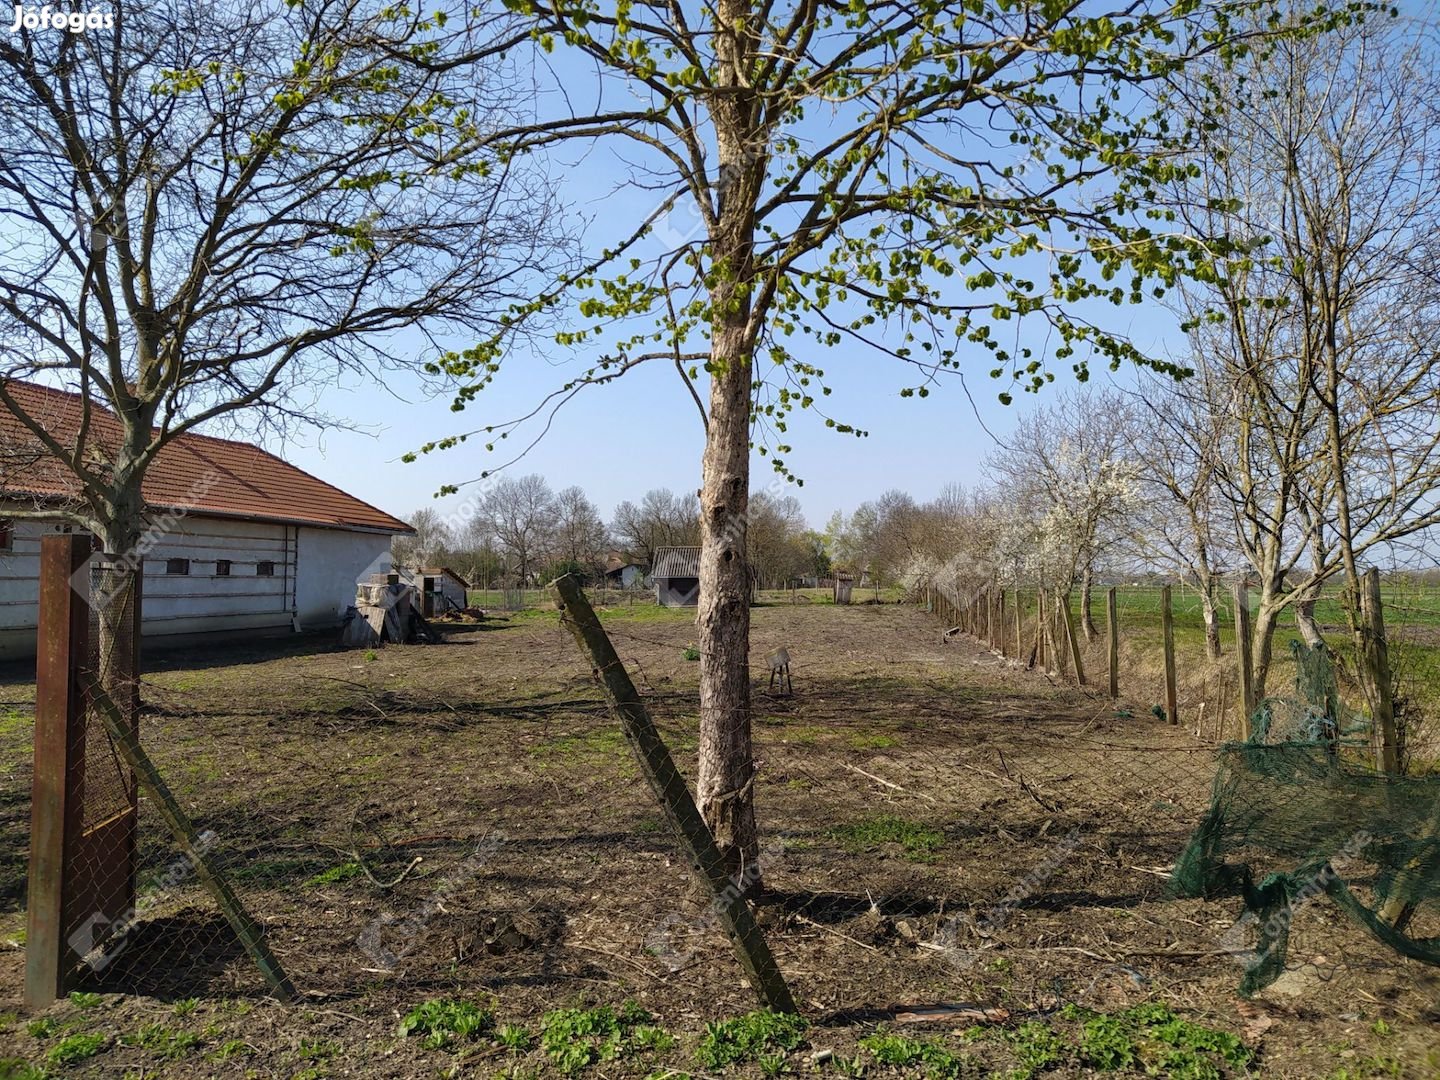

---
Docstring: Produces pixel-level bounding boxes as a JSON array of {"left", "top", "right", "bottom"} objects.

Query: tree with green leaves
[{"left": 419, "top": 0, "right": 1365, "bottom": 887}]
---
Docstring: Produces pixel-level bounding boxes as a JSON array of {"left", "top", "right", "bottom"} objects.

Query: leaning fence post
[
  {"left": 549, "top": 574, "right": 797, "bottom": 1013},
  {"left": 1233, "top": 583, "right": 1255, "bottom": 737},
  {"left": 1162, "top": 585, "right": 1179, "bottom": 725},
  {"left": 1013, "top": 588, "right": 1023, "bottom": 663},
  {"left": 1106, "top": 587, "right": 1119, "bottom": 700},
  {"left": 1062, "top": 591, "right": 1086, "bottom": 686},
  {"left": 997, "top": 589, "right": 1007, "bottom": 657}
]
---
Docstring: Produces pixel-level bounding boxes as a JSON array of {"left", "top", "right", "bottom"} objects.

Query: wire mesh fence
[{"left": 3, "top": 573, "right": 1437, "bottom": 1075}]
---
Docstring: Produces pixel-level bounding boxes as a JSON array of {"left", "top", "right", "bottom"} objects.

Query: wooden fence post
[
  {"left": 549, "top": 575, "right": 797, "bottom": 1013},
  {"left": 1106, "top": 587, "right": 1119, "bottom": 700},
  {"left": 997, "top": 589, "right": 1007, "bottom": 657},
  {"left": 1035, "top": 588, "right": 1047, "bottom": 670},
  {"left": 1062, "top": 592, "right": 1086, "bottom": 685},
  {"left": 1014, "top": 589, "right": 1023, "bottom": 663},
  {"left": 1051, "top": 592, "right": 1069, "bottom": 677},
  {"left": 1360, "top": 567, "right": 1399, "bottom": 774},
  {"left": 1162, "top": 585, "right": 1179, "bottom": 725},
  {"left": 1233, "top": 583, "right": 1255, "bottom": 737}
]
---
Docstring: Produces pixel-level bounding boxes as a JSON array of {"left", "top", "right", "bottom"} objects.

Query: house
[
  {"left": 0, "top": 380, "right": 414, "bottom": 661},
  {"left": 416, "top": 567, "right": 470, "bottom": 616},
  {"left": 603, "top": 550, "right": 644, "bottom": 589},
  {"left": 652, "top": 546, "right": 701, "bottom": 607}
]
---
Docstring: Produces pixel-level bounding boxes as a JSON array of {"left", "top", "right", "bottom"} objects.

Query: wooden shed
[
  {"left": 417, "top": 567, "right": 470, "bottom": 616},
  {"left": 652, "top": 546, "right": 701, "bottom": 607}
]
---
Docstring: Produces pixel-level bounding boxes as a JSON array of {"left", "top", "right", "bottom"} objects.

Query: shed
[
  {"left": 417, "top": 567, "right": 470, "bottom": 616},
  {"left": 652, "top": 546, "right": 701, "bottom": 607},
  {"left": 603, "top": 550, "right": 644, "bottom": 589}
]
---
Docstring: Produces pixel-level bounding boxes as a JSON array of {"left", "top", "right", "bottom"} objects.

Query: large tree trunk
[
  {"left": 696, "top": 317, "right": 759, "bottom": 892},
  {"left": 1250, "top": 595, "right": 1283, "bottom": 701}
]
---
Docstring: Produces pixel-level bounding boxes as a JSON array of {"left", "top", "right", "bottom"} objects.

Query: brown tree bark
[{"left": 1080, "top": 565, "right": 1098, "bottom": 642}]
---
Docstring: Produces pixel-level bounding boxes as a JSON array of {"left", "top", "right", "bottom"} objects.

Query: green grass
[
  {"left": 539, "top": 1001, "right": 669, "bottom": 1075},
  {"left": 829, "top": 814, "right": 946, "bottom": 862},
  {"left": 397, "top": 997, "right": 494, "bottom": 1050},
  {"left": 695, "top": 1011, "right": 808, "bottom": 1070},
  {"left": 858, "top": 1031, "right": 980, "bottom": 1078},
  {"left": 46, "top": 1034, "right": 105, "bottom": 1067}
]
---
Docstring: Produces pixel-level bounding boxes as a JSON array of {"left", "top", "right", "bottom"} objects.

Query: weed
[
  {"left": 46, "top": 1034, "right": 105, "bottom": 1066},
  {"left": 539, "top": 1001, "right": 661, "bottom": 1075},
  {"left": 209, "top": 1040, "right": 253, "bottom": 1062},
  {"left": 1077, "top": 1015, "right": 1136, "bottom": 1070},
  {"left": 290, "top": 1068, "right": 326, "bottom": 1080},
  {"left": 758, "top": 1050, "right": 790, "bottom": 1077},
  {"left": 0, "top": 1060, "right": 48, "bottom": 1080},
  {"left": 171, "top": 997, "right": 200, "bottom": 1018},
  {"left": 67, "top": 992, "right": 103, "bottom": 1010},
  {"left": 364, "top": 649, "right": 378, "bottom": 662},
  {"left": 829, "top": 815, "right": 945, "bottom": 862},
  {"left": 829, "top": 1053, "right": 867, "bottom": 1077},
  {"left": 496, "top": 1024, "right": 534, "bottom": 1052},
  {"left": 25, "top": 1019, "right": 57, "bottom": 1040},
  {"left": 122, "top": 1024, "right": 201, "bottom": 1060},
  {"left": 682, "top": 645, "right": 701, "bottom": 661},
  {"left": 1371, "top": 1019, "right": 1393, "bottom": 1038},
  {"left": 1006, "top": 1020, "right": 1065, "bottom": 1075},
  {"left": 297, "top": 1038, "right": 340, "bottom": 1061},
  {"left": 858, "top": 1032, "right": 978, "bottom": 1078},
  {"left": 304, "top": 861, "right": 364, "bottom": 888},
  {"left": 397, "top": 998, "right": 493, "bottom": 1050},
  {"left": 696, "top": 1011, "right": 808, "bottom": 1070}
]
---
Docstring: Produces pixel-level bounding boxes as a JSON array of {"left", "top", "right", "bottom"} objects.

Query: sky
[{"left": 264, "top": 33, "right": 1192, "bottom": 535}]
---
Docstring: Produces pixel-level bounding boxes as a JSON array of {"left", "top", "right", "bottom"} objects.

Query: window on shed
[
  {"left": 215, "top": 560, "right": 231, "bottom": 576},
  {"left": 166, "top": 558, "right": 191, "bottom": 576},
  {"left": 0, "top": 520, "right": 12, "bottom": 551},
  {"left": 256, "top": 560, "right": 275, "bottom": 577}
]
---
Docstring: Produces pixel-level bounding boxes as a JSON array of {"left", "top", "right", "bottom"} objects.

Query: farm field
[{"left": 0, "top": 600, "right": 1436, "bottom": 1078}]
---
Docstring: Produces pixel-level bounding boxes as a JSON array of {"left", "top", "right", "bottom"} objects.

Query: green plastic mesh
[{"left": 1171, "top": 642, "right": 1440, "bottom": 995}]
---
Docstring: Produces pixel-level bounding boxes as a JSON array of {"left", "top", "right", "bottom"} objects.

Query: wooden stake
[
  {"left": 86, "top": 685, "right": 296, "bottom": 1002},
  {"left": 1161, "top": 585, "right": 1179, "bottom": 726},
  {"left": 1062, "top": 591, "right": 1086, "bottom": 686},
  {"left": 1106, "top": 587, "right": 1119, "bottom": 700},
  {"left": 549, "top": 575, "right": 797, "bottom": 1013},
  {"left": 1361, "top": 567, "right": 1399, "bottom": 774},
  {"left": 1233, "top": 583, "right": 1255, "bottom": 737},
  {"left": 997, "top": 590, "right": 1007, "bottom": 657}
]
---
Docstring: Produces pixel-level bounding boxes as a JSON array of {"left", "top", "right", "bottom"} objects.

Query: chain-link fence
[{"left": 3, "top": 576, "right": 1436, "bottom": 1075}]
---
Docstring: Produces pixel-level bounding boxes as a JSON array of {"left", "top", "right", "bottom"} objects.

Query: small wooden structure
[
  {"left": 417, "top": 567, "right": 469, "bottom": 617},
  {"left": 652, "top": 546, "right": 702, "bottom": 607},
  {"left": 833, "top": 570, "right": 854, "bottom": 605}
]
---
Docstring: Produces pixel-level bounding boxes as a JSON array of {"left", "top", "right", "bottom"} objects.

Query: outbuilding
[{"left": 0, "top": 380, "right": 413, "bottom": 661}]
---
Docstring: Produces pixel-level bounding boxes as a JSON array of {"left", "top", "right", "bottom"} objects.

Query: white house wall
[
  {"left": 294, "top": 526, "right": 392, "bottom": 628},
  {"left": 0, "top": 512, "right": 394, "bottom": 661}
]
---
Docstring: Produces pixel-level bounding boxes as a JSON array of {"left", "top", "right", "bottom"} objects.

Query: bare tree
[
  {"left": 0, "top": 0, "right": 561, "bottom": 669},
  {"left": 480, "top": 474, "right": 557, "bottom": 585},
  {"left": 552, "top": 485, "right": 609, "bottom": 574},
  {"left": 393, "top": 508, "right": 454, "bottom": 572},
  {"left": 1171, "top": 11, "right": 1440, "bottom": 701},
  {"left": 611, "top": 489, "right": 699, "bottom": 568}
]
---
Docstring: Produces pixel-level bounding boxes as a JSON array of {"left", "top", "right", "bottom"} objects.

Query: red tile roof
[{"left": 1, "top": 380, "right": 413, "bottom": 534}]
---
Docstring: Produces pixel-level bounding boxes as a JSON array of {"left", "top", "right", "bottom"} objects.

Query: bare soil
[{"left": 0, "top": 601, "right": 1435, "bottom": 1078}]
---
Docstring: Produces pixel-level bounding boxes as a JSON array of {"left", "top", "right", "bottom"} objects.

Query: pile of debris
[{"left": 341, "top": 574, "right": 439, "bottom": 647}]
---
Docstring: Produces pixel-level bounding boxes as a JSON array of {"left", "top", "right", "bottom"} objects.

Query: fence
[{"left": 5, "top": 555, "right": 1437, "bottom": 1076}]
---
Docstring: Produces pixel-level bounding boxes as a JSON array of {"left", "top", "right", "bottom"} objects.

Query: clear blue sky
[{"left": 267, "top": 26, "right": 1200, "bottom": 533}]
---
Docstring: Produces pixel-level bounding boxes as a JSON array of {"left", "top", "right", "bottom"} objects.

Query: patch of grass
[
  {"left": 1006, "top": 1020, "right": 1066, "bottom": 1076},
  {"left": 171, "top": 997, "right": 200, "bottom": 1018},
  {"left": 66, "top": 992, "right": 102, "bottom": 1010},
  {"left": 539, "top": 1001, "right": 665, "bottom": 1075},
  {"left": 1062, "top": 1003, "right": 1251, "bottom": 1075},
  {"left": 1077, "top": 1013, "right": 1135, "bottom": 1070},
  {"left": 848, "top": 733, "right": 897, "bottom": 750},
  {"left": 46, "top": 1034, "right": 105, "bottom": 1067},
  {"left": 303, "top": 861, "right": 364, "bottom": 888},
  {"left": 208, "top": 1039, "right": 253, "bottom": 1063},
  {"left": 397, "top": 998, "right": 493, "bottom": 1050},
  {"left": 695, "top": 1011, "right": 808, "bottom": 1070},
  {"left": 122, "top": 1024, "right": 200, "bottom": 1061},
  {"left": 682, "top": 645, "right": 701, "bottom": 661},
  {"left": 829, "top": 814, "right": 945, "bottom": 862},
  {"left": 0, "top": 1059, "right": 48, "bottom": 1080},
  {"left": 25, "top": 1019, "right": 57, "bottom": 1040},
  {"left": 858, "top": 1031, "right": 979, "bottom": 1078}
]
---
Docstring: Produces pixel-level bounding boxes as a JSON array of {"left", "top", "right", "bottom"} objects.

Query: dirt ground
[{"left": 0, "top": 600, "right": 1436, "bottom": 1078}]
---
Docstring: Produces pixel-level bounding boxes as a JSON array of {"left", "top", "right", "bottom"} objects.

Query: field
[{"left": 0, "top": 599, "right": 1436, "bottom": 1078}]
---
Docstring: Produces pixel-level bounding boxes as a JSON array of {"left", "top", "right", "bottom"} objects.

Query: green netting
[{"left": 1171, "top": 642, "right": 1440, "bottom": 995}]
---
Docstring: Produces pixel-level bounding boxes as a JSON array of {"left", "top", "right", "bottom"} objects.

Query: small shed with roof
[{"left": 652, "top": 546, "right": 701, "bottom": 607}]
